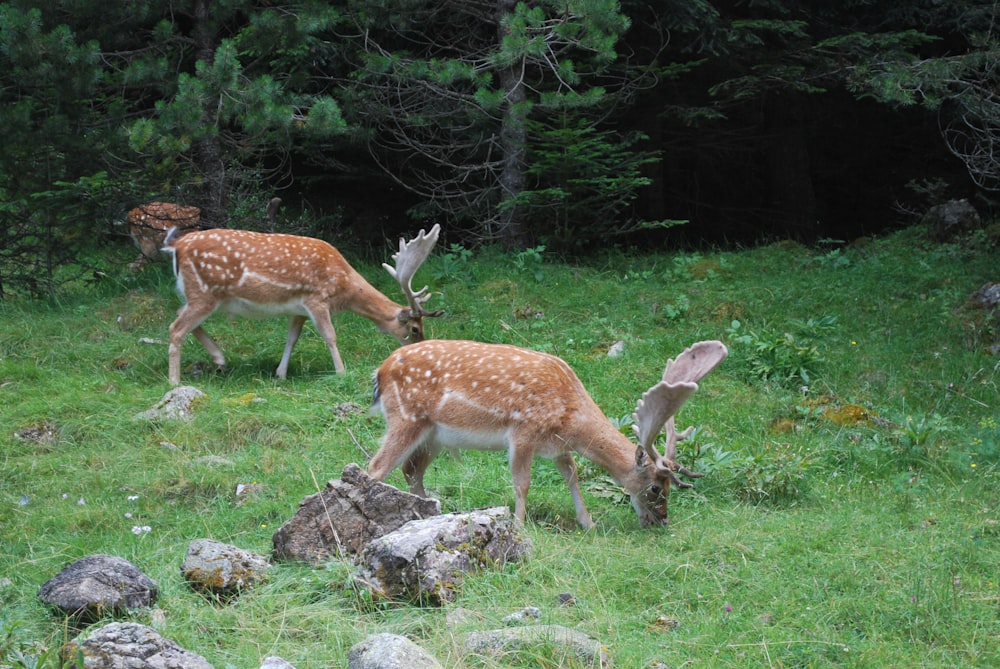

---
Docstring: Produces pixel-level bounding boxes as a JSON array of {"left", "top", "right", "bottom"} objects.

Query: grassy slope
[{"left": 1, "top": 227, "right": 998, "bottom": 667}]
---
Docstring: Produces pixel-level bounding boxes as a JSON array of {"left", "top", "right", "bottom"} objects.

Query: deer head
[{"left": 124, "top": 202, "right": 201, "bottom": 273}]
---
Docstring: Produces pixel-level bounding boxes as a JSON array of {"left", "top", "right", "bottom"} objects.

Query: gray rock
[
  {"left": 37, "top": 555, "right": 158, "bottom": 622},
  {"left": 969, "top": 282, "right": 1000, "bottom": 310},
  {"left": 354, "top": 506, "right": 531, "bottom": 605},
  {"left": 272, "top": 463, "right": 440, "bottom": 564},
  {"left": 64, "top": 622, "right": 212, "bottom": 669},
  {"left": 134, "top": 386, "right": 207, "bottom": 422},
  {"left": 348, "top": 633, "right": 443, "bottom": 669},
  {"left": 181, "top": 539, "right": 270, "bottom": 597},
  {"left": 465, "top": 624, "right": 612, "bottom": 667},
  {"left": 922, "top": 198, "right": 982, "bottom": 241},
  {"left": 260, "top": 657, "right": 296, "bottom": 669},
  {"left": 503, "top": 606, "right": 541, "bottom": 625}
]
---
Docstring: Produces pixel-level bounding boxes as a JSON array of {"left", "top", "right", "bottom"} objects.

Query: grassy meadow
[{"left": 1, "top": 225, "right": 999, "bottom": 667}]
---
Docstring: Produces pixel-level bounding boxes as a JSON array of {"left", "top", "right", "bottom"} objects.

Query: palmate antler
[
  {"left": 382, "top": 223, "right": 443, "bottom": 317},
  {"left": 633, "top": 340, "right": 728, "bottom": 488}
]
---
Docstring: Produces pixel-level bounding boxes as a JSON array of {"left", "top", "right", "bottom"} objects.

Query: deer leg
[
  {"left": 507, "top": 437, "right": 536, "bottom": 524},
  {"left": 305, "top": 306, "right": 345, "bottom": 373},
  {"left": 367, "top": 421, "right": 432, "bottom": 486},
  {"left": 275, "top": 315, "right": 307, "bottom": 380},
  {"left": 191, "top": 327, "right": 226, "bottom": 367},
  {"left": 401, "top": 444, "right": 440, "bottom": 498},
  {"left": 552, "top": 452, "right": 595, "bottom": 529},
  {"left": 168, "top": 305, "right": 220, "bottom": 385}
]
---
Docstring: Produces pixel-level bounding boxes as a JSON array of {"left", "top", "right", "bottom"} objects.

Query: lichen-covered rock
[
  {"left": 134, "top": 386, "right": 207, "bottom": 421},
  {"left": 272, "top": 463, "right": 440, "bottom": 564},
  {"left": 348, "top": 633, "right": 443, "bottom": 669},
  {"left": 37, "top": 555, "right": 158, "bottom": 622},
  {"left": 181, "top": 539, "right": 269, "bottom": 597},
  {"left": 64, "top": 622, "right": 212, "bottom": 669},
  {"left": 354, "top": 507, "right": 531, "bottom": 605}
]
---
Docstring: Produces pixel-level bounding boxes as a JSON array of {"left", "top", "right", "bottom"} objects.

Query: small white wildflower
[
  {"left": 77, "top": 497, "right": 85, "bottom": 506},
  {"left": 62, "top": 493, "right": 69, "bottom": 500},
  {"left": 131, "top": 525, "right": 152, "bottom": 535},
  {"left": 127, "top": 495, "right": 139, "bottom": 501},
  {"left": 124, "top": 512, "right": 133, "bottom": 519}
]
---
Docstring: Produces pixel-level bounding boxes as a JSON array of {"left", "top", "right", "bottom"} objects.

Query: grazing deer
[
  {"left": 367, "top": 339, "right": 727, "bottom": 528},
  {"left": 125, "top": 202, "right": 202, "bottom": 273},
  {"left": 162, "top": 224, "right": 442, "bottom": 385}
]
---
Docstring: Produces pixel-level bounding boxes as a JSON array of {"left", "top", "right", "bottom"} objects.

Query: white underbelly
[
  {"left": 431, "top": 425, "right": 511, "bottom": 452},
  {"left": 219, "top": 297, "right": 310, "bottom": 319}
]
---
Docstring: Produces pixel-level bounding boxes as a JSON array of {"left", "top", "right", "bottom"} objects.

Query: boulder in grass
[
  {"left": 272, "top": 463, "right": 440, "bottom": 564},
  {"left": 64, "top": 622, "right": 213, "bottom": 669},
  {"left": 134, "top": 386, "right": 207, "bottom": 422},
  {"left": 353, "top": 506, "right": 531, "bottom": 605},
  {"left": 464, "top": 625, "right": 612, "bottom": 668},
  {"left": 348, "top": 633, "right": 443, "bottom": 669},
  {"left": 37, "top": 555, "right": 158, "bottom": 622},
  {"left": 181, "top": 539, "right": 270, "bottom": 597}
]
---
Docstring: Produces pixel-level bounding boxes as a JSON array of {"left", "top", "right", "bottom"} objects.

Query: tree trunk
[
  {"left": 192, "top": 0, "right": 228, "bottom": 226},
  {"left": 495, "top": 0, "right": 528, "bottom": 250}
]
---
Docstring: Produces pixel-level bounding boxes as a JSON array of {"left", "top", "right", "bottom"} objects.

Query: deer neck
[
  {"left": 341, "top": 272, "right": 407, "bottom": 335},
  {"left": 569, "top": 409, "right": 645, "bottom": 495}
]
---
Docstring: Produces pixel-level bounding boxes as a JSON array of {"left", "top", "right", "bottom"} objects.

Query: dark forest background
[{"left": 1, "top": 0, "right": 998, "bottom": 295}]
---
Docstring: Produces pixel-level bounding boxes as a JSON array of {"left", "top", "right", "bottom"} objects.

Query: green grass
[{"left": 1, "top": 227, "right": 999, "bottom": 667}]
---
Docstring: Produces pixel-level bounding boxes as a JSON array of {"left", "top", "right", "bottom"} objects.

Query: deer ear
[
  {"left": 635, "top": 445, "right": 648, "bottom": 466},
  {"left": 396, "top": 308, "right": 413, "bottom": 324}
]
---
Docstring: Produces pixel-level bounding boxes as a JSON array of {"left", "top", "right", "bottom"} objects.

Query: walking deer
[
  {"left": 125, "top": 202, "right": 202, "bottom": 273},
  {"left": 367, "top": 339, "right": 727, "bottom": 528},
  {"left": 162, "top": 224, "right": 442, "bottom": 385}
]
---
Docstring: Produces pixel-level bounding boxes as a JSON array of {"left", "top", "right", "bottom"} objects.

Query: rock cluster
[{"left": 34, "top": 464, "right": 608, "bottom": 667}]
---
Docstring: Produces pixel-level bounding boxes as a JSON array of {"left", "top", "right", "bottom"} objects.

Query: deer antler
[
  {"left": 382, "top": 224, "right": 443, "bottom": 316},
  {"left": 633, "top": 340, "right": 728, "bottom": 488}
]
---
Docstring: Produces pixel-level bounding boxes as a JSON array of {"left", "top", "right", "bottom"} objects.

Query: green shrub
[{"left": 726, "top": 316, "right": 836, "bottom": 386}]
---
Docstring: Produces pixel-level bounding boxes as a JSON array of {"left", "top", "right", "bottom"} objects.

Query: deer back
[
  {"left": 375, "top": 340, "right": 636, "bottom": 459},
  {"left": 167, "top": 228, "right": 420, "bottom": 338},
  {"left": 170, "top": 230, "right": 355, "bottom": 303}
]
